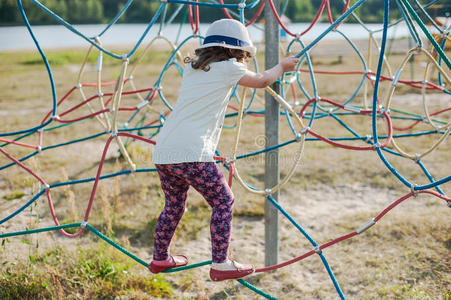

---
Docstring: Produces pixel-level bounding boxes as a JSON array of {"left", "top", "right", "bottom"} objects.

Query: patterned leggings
[{"left": 153, "top": 162, "right": 234, "bottom": 263}]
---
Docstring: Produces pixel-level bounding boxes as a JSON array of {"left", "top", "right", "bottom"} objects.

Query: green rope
[
  {"left": 237, "top": 279, "right": 278, "bottom": 299},
  {"left": 0, "top": 223, "right": 276, "bottom": 299},
  {"left": 86, "top": 224, "right": 149, "bottom": 267},
  {"left": 163, "top": 260, "right": 211, "bottom": 273},
  {"left": 86, "top": 224, "right": 212, "bottom": 273},
  {"left": 0, "top": 223, "right": 81, "bottom": 238}
]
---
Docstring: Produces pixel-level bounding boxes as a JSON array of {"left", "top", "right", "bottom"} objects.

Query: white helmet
[{"left": 196, "top": 19, "right": 256, "bottom": 57}]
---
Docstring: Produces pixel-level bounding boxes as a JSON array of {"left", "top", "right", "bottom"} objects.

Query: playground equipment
[{"left": 1, "top": 0, "right": 450, "bottom": 299}]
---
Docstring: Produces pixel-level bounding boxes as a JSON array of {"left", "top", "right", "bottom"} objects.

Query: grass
[
  {"left": 0, "top": 245, "right": 173, "bottom": 299},
  {"left": 0, "top": 39, "right": 450, "bottom": 299}
]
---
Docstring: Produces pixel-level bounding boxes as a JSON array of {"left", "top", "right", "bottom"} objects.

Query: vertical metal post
[{"left": 264, "top": 0, "right": 280, "bottom": 267}]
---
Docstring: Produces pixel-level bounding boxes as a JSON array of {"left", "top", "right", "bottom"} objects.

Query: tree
[
  {"left": 124, "top": 0, "right": 153, "bottom": 23},
  {"left": 85, "top": 0, "right": 104, "bottom": 24},
  {"left": 0, "top": 0, "right": 20, "bottom": 25}
]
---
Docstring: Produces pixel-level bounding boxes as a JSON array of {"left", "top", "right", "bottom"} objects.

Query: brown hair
[{"left": 184, "top": 46, "right": 251, "bottom": 72}]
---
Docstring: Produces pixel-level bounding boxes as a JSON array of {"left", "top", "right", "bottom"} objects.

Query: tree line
[{"left": 0, "top": 0, "right": 447, "bottom": 26}]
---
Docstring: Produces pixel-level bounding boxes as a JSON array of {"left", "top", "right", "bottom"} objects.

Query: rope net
[{"left": 1, "top": 0, "right": 450, "bottom": 299}]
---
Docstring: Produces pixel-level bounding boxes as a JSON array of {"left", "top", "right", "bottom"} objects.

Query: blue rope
[
  {"left": 266, "top": 195, "right": 345, "bottom": 299},
  {"left": 97, "top": 0, "right": 134, "bottom": 37}
]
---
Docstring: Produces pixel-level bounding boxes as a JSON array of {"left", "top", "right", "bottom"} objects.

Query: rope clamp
[
  {"left": 344, "top": 105, "right": 361, "bottom": 113},
  {"left": 111, "top": 131, "right": 118, "bottom": 137},
  {"left": 37, "top": 145, "right": 42, "bottom": 153},
  {"left": 414, "top": 153, "right": 421, "bottom": 162},
  {"left": 75, "top": 83, "right": 82, "bottom": 89},
  {"left": 299, "top": 126, "right": 310, "bottom": 135},
  {"left": 295, "top": 33, "right": 301, "bottom": 40},
  {"left": 314, "top": 96, "right": 321, "bottom": 102},
  {"left": 410, "top": 184, "right": 418, "bottom": 197},
  {"left": 238, "top": 2, "right": 246, "bottom": 9},
  {"left": 225, "top": 157, "right": 235, "bottom": 164},
  {"left": 136, "top": 100, "right": 148, "bottom": 110},
  {"left": 128, "top": 75, "right": 134, "bottom": 80},
  {"left": 264, "top": 188, "right": 272, "bottom": 196},
  {"left": 356, "top": 218, "right": 376, "bottom": 234},
  {"left": 131, "top": 164, "right": 137, "bottom": 172},
  {"left": 392, "top": 69, "right": 402, "bottom": 86},
  {"left": 365, "top": 134, "right": 372, "bottom": 143},
  {"left": 80, "top": 221, "right": 88, "bottom": 228},
  {"left": 42, "top": 183, "right": 50, "bottom": 190},
  {"left": 314, "top": 245, "right": 322, "bottom": 254},
  {"left": 380, "top": 108, "right": 390, "bottom": 115},
  {"left": 51, "top": 115, "right": 60, "bottom": 121},
  {"left": 97, "top": 92, "right": 104, "bottom": 97},
  {"left": 122, "top": 54, "right": 129, "bottom": 62},
  {"left": 160, "top": 0, "right": 168, "bottom": 3},
  {"left": 372, "top": 142, "right": 381, "bottom": 149},
  {"left": 109, "top": 108, "right": 114, "bottom": 113},
  {"left": 295, "top": 133, "right": 303, "bottom": 142},
  {"left": 123, "top": 122, "right": 129, "bottom": 128},
  {"left": 433, "top": 124, "right": 441, "bottom": 132}
]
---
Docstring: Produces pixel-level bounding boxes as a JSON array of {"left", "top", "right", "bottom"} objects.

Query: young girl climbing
[{"left": 149, "top": 18, "right": 299, "bottom": 281}]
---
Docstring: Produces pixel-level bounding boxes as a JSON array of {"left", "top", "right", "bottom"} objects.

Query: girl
[{"left": 150, "top": 18, "right": 299, "bottom": 281}]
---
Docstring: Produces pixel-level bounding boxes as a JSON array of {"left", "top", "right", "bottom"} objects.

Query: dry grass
[{"left": 0, "top": 38, "right": 450, "bottom": 299}]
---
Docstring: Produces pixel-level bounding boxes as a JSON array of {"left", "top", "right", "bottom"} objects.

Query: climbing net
[{"left": 1, "top": 0, "right": 450, "bottom": 298}]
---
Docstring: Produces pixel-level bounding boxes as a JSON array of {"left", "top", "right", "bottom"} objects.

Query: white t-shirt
[{"left": 152, "top": 58, "right": 247, "bottom": 164}]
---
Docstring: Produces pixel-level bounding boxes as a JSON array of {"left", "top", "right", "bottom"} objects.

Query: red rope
[
  {"left": 217, "top": 0, "right": 265, "bottom": 27},
  {"left": 0, "top": 138, "right": 39, "bottom": 150},
  {"left": 393, "top": 107, "right": 451, "bottom": 131},
  {"left": 256, "top": 190, "right": 450, "bottom": 273},
  {"left": 41, "top": 86, "right": 76, "bottom": 124},
  {"left": 299, "top": 98, "right": 393, "bottom": 151},
  {"left": 246, "top": 1, "right": 265, "bottom": 26},
  {"left": 187, "top": 2, "right": 199, "bottom": 34}
]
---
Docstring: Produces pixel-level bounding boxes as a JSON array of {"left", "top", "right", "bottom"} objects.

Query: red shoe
[
  {"left": 149, "top": 255, "right": 188, "bottom": 274},
  {"left": 209, "top": 261, "right": 254, "bottom": 281}
]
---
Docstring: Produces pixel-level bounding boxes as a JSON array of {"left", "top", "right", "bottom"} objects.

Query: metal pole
[{"left": 264, "top": 0, "right": 280, "bottom": 267}]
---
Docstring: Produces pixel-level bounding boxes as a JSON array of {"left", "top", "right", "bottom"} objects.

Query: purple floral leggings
[{"left": 153, "top": 162, "right": 234, "bottom": 263}]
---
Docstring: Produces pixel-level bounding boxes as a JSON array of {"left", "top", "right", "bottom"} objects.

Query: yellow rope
[
  {"left": 231, "top": 86, "right": 306, "bottom": 195},
  {"left": 75, "top": 41, "right": 108, "bottom": 130},
  {"left": 94, "top": 38, "right": 111, "bottom": 131},
  {"left": 111, "top": 57, "right": 136, "bottom": 171},
  {"left": 385, "top": 47, "right": 450, "bottom": 160}
]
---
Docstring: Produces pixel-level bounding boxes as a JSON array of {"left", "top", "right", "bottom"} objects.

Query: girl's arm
[{"left": 238, "top": 56, "right": 299, "bottom": 88}]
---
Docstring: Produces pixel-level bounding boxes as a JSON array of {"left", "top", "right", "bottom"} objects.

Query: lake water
[{"left": 0, "top": 22, "right": 414, "bottom": 51}]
